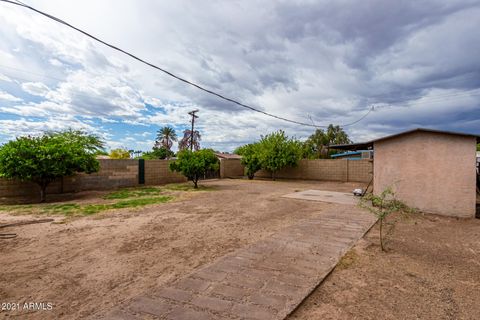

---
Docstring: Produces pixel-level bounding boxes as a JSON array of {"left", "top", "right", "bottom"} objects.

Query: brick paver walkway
[{"left": 100, "top": 210, "right": 376, "bottom": 320}]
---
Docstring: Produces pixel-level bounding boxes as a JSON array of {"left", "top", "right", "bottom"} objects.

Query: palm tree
[
  {"left": 178, "top": 129, "right": 201, "bottom": 151},
  {"left": 155, "top": 126, "right": 178, "bottom": 151}
]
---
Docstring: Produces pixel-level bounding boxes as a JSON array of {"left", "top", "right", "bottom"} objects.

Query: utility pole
[{"left": 188, "top": 109, "right": 199, "bottom": 151}]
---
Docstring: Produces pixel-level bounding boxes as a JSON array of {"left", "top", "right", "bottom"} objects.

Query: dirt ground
[
  {"left": 289, "top": 213, "right": 480, "bottom": 320},
  {"left": 0, "top": 179, "right": 361, "bottom": 319},
  {"left": 2, "top": 179, "right": 479, "bottom": 320}
]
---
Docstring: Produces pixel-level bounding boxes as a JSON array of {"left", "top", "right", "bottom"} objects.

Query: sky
[{"left": 0, "top": 0, "right": 479, "bottom": 152}]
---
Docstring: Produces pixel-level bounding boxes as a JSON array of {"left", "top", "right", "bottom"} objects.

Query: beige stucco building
[{"left": 333, "top": 128, "right": 479, "bottom": 218}]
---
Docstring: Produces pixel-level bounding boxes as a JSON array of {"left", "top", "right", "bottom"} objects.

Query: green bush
[
  {"left": 0, "top": 130, "right": 103, "bottom": 202},
  {"left": 235, "top": 143, "right": 262, "bottom": 179},
  {"left": 141, "top": 147, "right": 175, "bottom": 160},
  {"left": 169, "top": 149, "right": 219, "bottom": 188},
  {"left": 257, "top": 130, "right": 302, "bottom": 180},
  {"left": 234, "top": 130, "right": 302, "bottom": 180},
  {"left": 109, "top": 148, "right": 130, "bottom": 159}
]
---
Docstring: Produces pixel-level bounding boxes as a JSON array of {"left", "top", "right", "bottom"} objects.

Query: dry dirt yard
[
  {"left": 1, "top": 179, "right": 479, "bottom": 320},
  {"left": 0, "top": 179, "right": 359, "bottom": 319},
  {"left": 289, "top": 213, "right": 480, "bottom": 320}
]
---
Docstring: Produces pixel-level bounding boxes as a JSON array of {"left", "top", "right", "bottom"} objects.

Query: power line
[
  {"left": 3, "top": 63, "right": 479, "bottom": 107},
  {"left": 2, "top": 65, "right": 478, "bottom": 126},
  {"left": 3, "top": 62, "right": 479, "bottom": 107},
  {"left": 0, "top": 0, "right": 372, "bottom": 128}
]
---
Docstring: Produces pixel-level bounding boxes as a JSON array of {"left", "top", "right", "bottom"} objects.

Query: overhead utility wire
[
  {"left": 0, "top": 0, "right": 371, "bottom": 128},
  {"left": 3, "top": 64, "right": 479, "bottom": 110},
  {"left": 2, "top": 64, "right": 479, "bottom": 105}
]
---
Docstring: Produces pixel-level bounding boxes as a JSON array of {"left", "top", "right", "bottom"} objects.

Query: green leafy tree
[
  {"left": 257, "top": 130, "right": 302, "bottom": 180},
  {"left": 155, "top": 126, "right": 178, "bottom": 151},
  {"left": 141, "top": 147, "right": 175, "bottom": 160},
  {"left": 109, "top": 148, "right": 130, "bottom": 159},
  {"left": 477, "top": 143, "right": 480, "bottom": 151},
  {"left": 94, "top": 149, "right": 109, "bottom": 157},
  {"left": 169, "top": 149, "right": 219, "bottom": 188},
  {"left": 303, "top": 125, "right": 351, "bottom": 159},
  {"left": 0, "top": 130, "right": 104, "bottom": 202},
  {"left": 235, "top": 143, "right": 262, "bottom": 179}
]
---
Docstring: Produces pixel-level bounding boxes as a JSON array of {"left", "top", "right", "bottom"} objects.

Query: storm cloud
[{"left": 0, "top": 0, "right": 479, "bottom": 151}]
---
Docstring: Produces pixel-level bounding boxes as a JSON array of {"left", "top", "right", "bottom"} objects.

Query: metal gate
[{"left": 200, "top": 168, "right": 220, "bottom": 180}]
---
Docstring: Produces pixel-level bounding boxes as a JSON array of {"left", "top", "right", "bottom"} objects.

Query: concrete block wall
[
  {"left": 219, "top": 159, "right": 245, "bottom": 178},
  {"left": 72, "top": 159, "right": 138, "bottom": 191},
  {"left": 0, "top": 158, "right": 372, "bottom": 202},
  {"left": 0, "top": 179, "right": 41, "bottom": 199},
  {"left": 144, "top": 160, "right": 187, "bottom": 185},
  {"left": 0, "top": 159, "right": 189, "bottom": 201},
  {"left": 307, "top": 159, "right": 347, "bottom": 181},
  {"left": 255, "top": 159, "right": 372, "bottom": 183},
  {"left": 0, "top": 159, "right": 139, "bottom": 201},
  {"left": 347, "top": 159, "right": 373, "bottom": 183}
]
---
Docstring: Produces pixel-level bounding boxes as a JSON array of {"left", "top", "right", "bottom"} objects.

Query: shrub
[
  {"left": 0, "top": 130, "right": 103, "bottom": 202},
  {"left": 141, "top": 147, "right": 174, "bottom": 160},
  {"left": 235, "top": 143, "right": 262, "bottom": 179},
  {"left": 360, "top": 187, "right": 415, "bottom": 251},
  {"left": 257, "top": 130, "right": 302, "bottom": 180},
  {"left": 109, "top": 148, "right": 130, "bottom": 159},
  {"left": 169, "top": 149, "right": 219, "bottom": 188}
]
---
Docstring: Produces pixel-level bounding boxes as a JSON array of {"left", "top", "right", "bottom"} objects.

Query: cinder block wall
[
  {"left": 306, "top": 159, "right": 347, "bottom": 181},
  {"left": 219, "top": 159, "right": 245, "bottom": 178},
  {"left": 255, "top": 159, "right": 372, "bottom": 182},
  {"left": 0, "top": 159, "right": 187, "bottom": 201},
  {"left": 73, "top": 159, "right": 138, "bottom": 191},
  {"left": 374, "top": 131, "right": 476, "bottom": 218},
  {"left": 347, "top": 159, "right": 373, "bottom": 182},
  {"left": 144, "top": 160, "right": 187, "bottom": 185},
  {"left": 0, "top": 179, "right": 41, "bottom": 198},
  {"left": 0, "top": 158, "right": 372, "bottom": 201},
  {"left": 0, "top": 159, "right": 139, "bottom": 201}
]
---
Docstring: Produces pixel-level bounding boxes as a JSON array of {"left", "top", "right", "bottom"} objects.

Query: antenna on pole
[{"left": 188, "top": 109, "right": 199, "bottom": 151}]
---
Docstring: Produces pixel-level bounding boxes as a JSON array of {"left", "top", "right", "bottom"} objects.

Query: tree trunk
[
  {"left": 379, "top": 219, "right": 385, "bottom": 251},
  {"left": 39, "top": 184, "right": 47, "bottom": 203},
  {"left": 379, "top": 200, "right": 385, "bottom": 251},
  {"left": 272, "top": 171, "right": 276, "bottom": 181},
  {"left": 193, "top": 174, "right": 198, "bottom": 189}
]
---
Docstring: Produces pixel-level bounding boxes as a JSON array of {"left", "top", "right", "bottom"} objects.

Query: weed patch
[
  {"left": 337, "top": 249, "right": 358, "bottom": 270},
  {"left": 103, "top": 187, "right": 163, "bottom": 199},
  {"left": 112, "top": 196, "right": 172, "bottom": 209},
  {"left": 0, "top": 182, "right": 213, "bottom": 217},
  {"left": 42, "top": 203, "right": 81, "bottom": 215},
  {"left": 0, "top": 196, "right": 173, "bottom": 217},
  {"left": 163, "top": 183, "right": 213, "bottom": 192}
]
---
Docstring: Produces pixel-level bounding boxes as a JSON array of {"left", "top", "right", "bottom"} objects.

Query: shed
[
  {"left": 215, "top": 153, "right": 242, "bottom": 160},
  {"left": 215, "top": 153, "right": 244, "bottom": 178},
  {"left": 332, "top": 128, "right": 479, "bottom": 218}
]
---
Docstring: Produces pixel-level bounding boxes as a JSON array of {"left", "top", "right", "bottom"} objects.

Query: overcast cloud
[{"left": 0, "top": 0, "right": 479, "bottom": 151}]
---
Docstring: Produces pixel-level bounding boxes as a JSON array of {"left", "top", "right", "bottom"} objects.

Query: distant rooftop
[
  {"left": 331, "top": 128, "right": 480, "bottom": 151},
  {"left": 215, "top": 153, "right": 242, "bottom": 159},
  {"left": 330, "top": 150, "right": 370, "bottom": 159}
]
